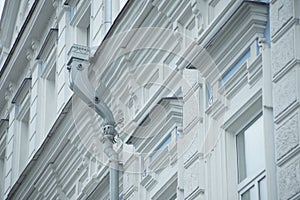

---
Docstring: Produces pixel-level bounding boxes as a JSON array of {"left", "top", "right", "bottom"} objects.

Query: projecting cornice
[
  {"left": 0, "top": 0, "right": 56, "bottom": 112},
  {"left": 0, "top": 1, "right": 21, "bottom": 49}
]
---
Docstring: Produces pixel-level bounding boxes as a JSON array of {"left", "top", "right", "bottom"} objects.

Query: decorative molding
[
  {"left": 222, "top": 63, "right": 248, "bottom": 99},
  {"left": 148, "top": 147, "right": 169, "bottom": 172},
  {"left": 4, "top": 82, "right": 16, "bottom": 102},
  {"left": 184, "top": 151, "right": 203, "bottom": 169},
  {"left": 11, "top": 78, "right": 32, "bottom": 105},
  {"left": 185, "top": 186, "right": 205, "bottom": 200},
  {"left": 36, "top": 28, "right": 58, "bottom": 60},
  {"left": 222, "top": 89, "right": 262, "bottom": 132},
  {"left": 52, "top": 0, "right": 59, "bottom": 8},
  {"left": 67, "top": 44, "right": 90, "bottom": 65},
  {"left": 273, "top": 59, "right": 300, "bottom": 84},
  {"left": 123, "top": 185, "right": 138, "bottom": 200},
  {"left": 140, "top": 173, "right": 158, "bottom": 191},
  {"left": 184, "top": 116, "right": 202, "bottom": 135},
  {"left": 126, "top": 98, "right": 182, "bottom": 153},
  {"left": 247, "top": 54, "right": 263, "bottom": 85},
  {"left": 26, "top": 49, "right": 33, "bottom": 61}
]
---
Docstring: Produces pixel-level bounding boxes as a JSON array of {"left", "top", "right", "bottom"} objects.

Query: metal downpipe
[{"left": 104, "top": 0, "right": 112, "bottom": 34}]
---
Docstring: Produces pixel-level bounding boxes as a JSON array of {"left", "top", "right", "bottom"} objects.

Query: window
[
  {"left": 0, "top": 119, "right": 8, "bottom": 199},
  {"left": 236, "top": 114, "right": 267, "bottom": 200},
  {"left": 37, "top": 28, "right": 58, "bottom": 136},
  {"left": 44, "top": 63, "right": 57, "bottom": 133},
  {"left": 221, "top": 49, "right": 250, "bottom": 85},
  {"left": 18, "top": 109, "right": 29, "bottom": 174},
  {"left": 206, "top": 83, "right": 213, "bottom": 107},
  {"left": 86, "top": 24, "right": 90, "bottom": 48},
  {"left": 11, "top": 78, "right": 31, "bottom": 176},
  {"left": 143, "top": 71, "right": 159, "bottom": 103},
  {"left": 150, "top": 133, "right": 172, "bottom": 162},
  {"left": 0, "top": 151, "right": 5, "bottom": 199},
  {"left": 74, "top": 5, "right": 91, "bottom": 47}
]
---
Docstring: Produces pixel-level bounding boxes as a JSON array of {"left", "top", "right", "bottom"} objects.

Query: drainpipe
[
  {"left": 259, "top": 39, "right": 278, "bottom": 200},
  {"left": 67, "top": 47, "right": 119, "bottom": 200},
  {"left": 104, "top": 0, "right": 112, "bottom": 34},
  {"left": 177, "top": 127, "right": 184, "bottom": 200}
]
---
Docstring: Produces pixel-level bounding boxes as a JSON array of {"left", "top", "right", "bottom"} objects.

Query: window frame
[
  {"left": 0, "top": 119, "right": 8, "bottom": 199},
  {"left": 223, "top": 92, "right": 263, "bottom": 200},
  {"left": 235, "top": 113, "right": 267, "bottom": 200},
  {"left": 40, "top": 44, "right": 57, "bottom": 132},
  {"left": 15, "top": 92, "right": 31, "bottom": 176}
]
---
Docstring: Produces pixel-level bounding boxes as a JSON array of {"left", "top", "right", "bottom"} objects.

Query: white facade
[{"left": 0, "top": 0, "right": 298, "bottom": 200}]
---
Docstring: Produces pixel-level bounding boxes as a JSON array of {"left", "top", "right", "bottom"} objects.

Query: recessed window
[
  {"left": 44, "top": 64, "right": 57, "bottom": 133},
  {"left": 0, "top": 151, "right": 5, "bottom": 199},
  {"left": 236, "top": 114, "right": 267, "bottom": 200},
  {"left": 75, "top": 6, "right": 91, "bottom": 47},
  {"left": 13, "top": 80, "right": 31, "bottom": 176},
  {"left": 144, "top": 71, "right": 159, "bottom": 103},
  {"left": 150, "top": 133, "right": 172, "bottom": 162},
  {"left": 18, "top": 108, "right": 30, "bottom": 174},
  {"left": 221, "top": 49, "right": 250, "bottom": 85}
]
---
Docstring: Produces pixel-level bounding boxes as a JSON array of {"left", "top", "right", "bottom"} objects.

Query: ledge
[
  {"left": 36, "top": 28, "right": 58, "bottom": 60},
  {"left": 11, "top": 78, "right": 32, "bottom": 105},
  {"left": 140, "top": 173, "right": 158, "bottom": 191},
  {"left": 185, "top": 186, "right": 205, "bottom": 200}
]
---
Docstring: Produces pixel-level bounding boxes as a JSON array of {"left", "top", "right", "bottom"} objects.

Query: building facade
[{"left": 0, "top": 0, "right": 299, "bottom": 199}]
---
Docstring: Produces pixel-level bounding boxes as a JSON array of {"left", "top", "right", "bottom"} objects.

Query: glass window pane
[
  {"left": 244, "top": 116, "right": 265, "bottom": 178},
  {"left": 259, "top": 177, "right": 268, "bottom": 200},
  {"left": 237, "top": 115, "right": 265, "bottom": 182},
  {"left": 241, "top": 186, "right": 256, "bottom": 200},
  {"left": 237, "top": 132, "right": 246, "bottom": 182}
]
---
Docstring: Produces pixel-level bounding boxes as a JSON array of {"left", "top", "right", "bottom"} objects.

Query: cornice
[
  {"left": 0, "top": 0, "right": 56, "bottom": 113},
  {"left": 0, "top": 1, "right": 21, "bottom": 48}
]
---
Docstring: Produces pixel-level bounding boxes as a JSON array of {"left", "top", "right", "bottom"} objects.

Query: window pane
[
  {"left": 237, "top": 115, "right": 265, "bottom": 182},
  {"left": 244, "top": 116, "right": 265, "bottom": 178},
  {"left": 150, "top": 134, "right": 172, "bottom": 161},
  {"left": 241, "top": 186, "right": 255, "bottom": 200},
  {"left": 259, "top": 177, "right": 268, "bottom": 200},
  {"left": 237, "top": 132, "right": 246, "bottom": 182}
]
